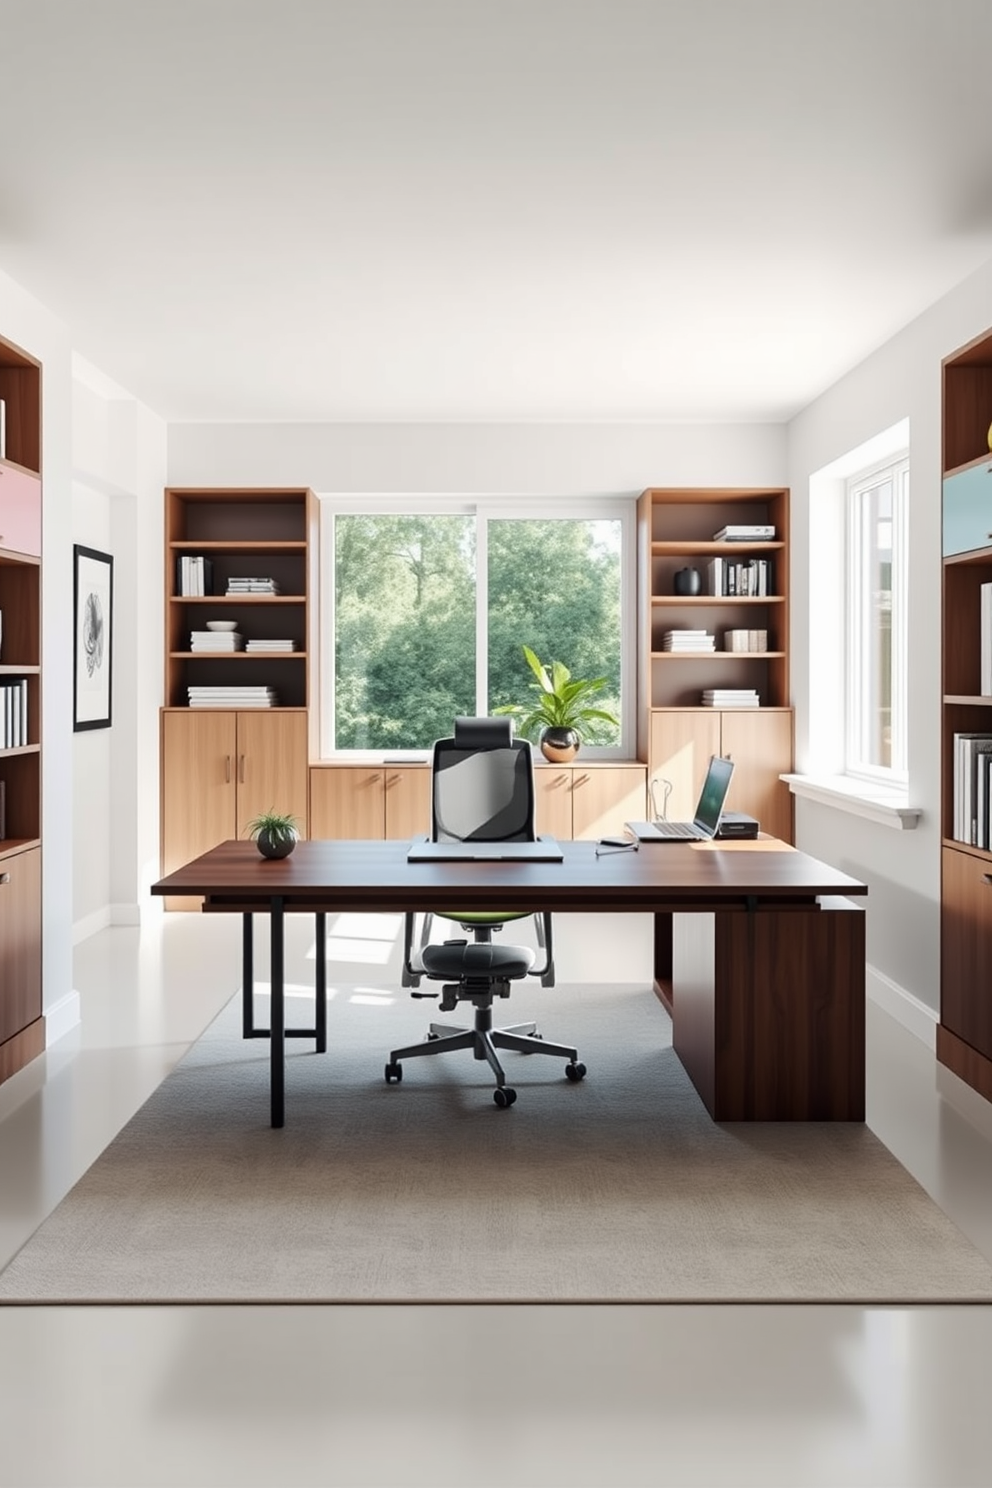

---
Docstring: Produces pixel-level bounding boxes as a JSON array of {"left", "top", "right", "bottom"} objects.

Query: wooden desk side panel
[{"left": 674, "top": 899, "right": 865, "bottom": 1121}]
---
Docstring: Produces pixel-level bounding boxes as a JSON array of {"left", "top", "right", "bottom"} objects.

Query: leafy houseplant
[
  {"left": 246, "top": 809, "right": 300, "bottom": 860},
  {"left": 495, "top": 645, "right": 619, "bottom": 761}
]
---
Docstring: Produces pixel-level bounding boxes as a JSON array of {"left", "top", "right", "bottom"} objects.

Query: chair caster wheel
[
  {"left": 385, "top": 1062, "right": 403, "bottom": 1083},
  {"left": 493, "top": 1087, "right": 517, "bottom": 1108},
  {"left": 565, "top": 1061, "right": 586, "bottom": 1083}
]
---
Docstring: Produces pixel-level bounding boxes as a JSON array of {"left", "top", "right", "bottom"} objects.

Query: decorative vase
[
  {"left": 673, "top": 566, "right": 701, "bottom": 596},
  {"left": 540, "top": 726, "right": 580, "bottom": 763},
  {"left": 255, "top": 828, "right": 298, "bottom": 859}
]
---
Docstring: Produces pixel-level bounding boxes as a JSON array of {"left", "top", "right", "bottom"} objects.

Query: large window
[
  {"left": 323, "top": 501, "right": 631, "bottom": 755},
  {"left": 846, "top": 454, "right": 909, "bottom": 779}
]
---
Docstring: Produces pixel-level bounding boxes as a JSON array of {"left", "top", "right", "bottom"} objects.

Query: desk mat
[{"left": 3, "top": 984, "right": 992, "bottom": 1304}]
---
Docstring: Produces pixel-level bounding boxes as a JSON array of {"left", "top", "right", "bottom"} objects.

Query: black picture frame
[{"left": 73, "top": 544, "right": 113, "bottom": 731}]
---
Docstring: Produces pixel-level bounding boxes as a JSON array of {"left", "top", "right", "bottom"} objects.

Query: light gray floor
[{"left": 2, "top": 910, "right": 992, "bottom": 1487}]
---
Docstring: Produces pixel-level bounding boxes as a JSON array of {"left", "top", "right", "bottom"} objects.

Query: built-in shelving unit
[
  {"left": 939, "top": 327, "right": 992, "bottom": 1102},
  {"left": 637, "top": 487, "right": 793, "bottom": 844},
  {"left": 0, "top": 331, "right": 43, "bottom": 1084},
  {"left": 160, "top": 488, "right": 316, "bottom": 908}
]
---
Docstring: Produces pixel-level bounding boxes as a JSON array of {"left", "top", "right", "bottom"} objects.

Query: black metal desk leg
[
  {"left": 315, "top": 911, "right": 327, "bottom": 1053},
  {"left": 242, "top": 913, "right": 254, "bottom": 1038},
  {"left": 271, "top": 896, "right": 285, "bottom": 1128}
]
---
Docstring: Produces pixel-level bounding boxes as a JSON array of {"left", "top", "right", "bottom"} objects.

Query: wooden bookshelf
[
  {"left": 637, "top": 488, "right": 793, "bottom": 842},
  {"left": 0, "top": 331, "right": 43, "bottom": 1084}
]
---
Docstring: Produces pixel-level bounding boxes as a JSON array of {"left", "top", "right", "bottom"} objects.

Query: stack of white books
[
  {"left": 662, "top": 630, "right": 715, "bottom": 652},
  {"left": 713, "top": 524, "right": 775, "bottom": 541},
  {"left": 701, "top": 689, "right": 760, "bottom": 708},
  {"left": 187, "top": 686, "right": 277, "bottom": 708},
  {"left": 226, "top": 577, "right": 281, "bottom": 595},
  {"left": 245, "top": 639, "right": 295, "bottom": 652},
  {"left": 954, "top": 732, "right": 992, "bottom": 846},
  {"left": 190, "top": 630, "right": 244, "bottom": 652}
]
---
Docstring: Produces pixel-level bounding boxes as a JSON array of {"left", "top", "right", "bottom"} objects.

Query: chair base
[{"left": 386, "top": 1004, "right": 584, "bottom": 1104}]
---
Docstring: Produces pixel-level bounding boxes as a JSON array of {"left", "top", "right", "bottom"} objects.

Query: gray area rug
[{"left": 3, "top": 983, "right": 992, "bottom": 1303}]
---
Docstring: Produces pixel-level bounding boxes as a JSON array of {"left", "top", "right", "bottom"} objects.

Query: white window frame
[
  {"left": 318, "top": 494, "right": 637, "bottom": 760},
  {"left": 844, "top": 453, "right": 909, "bottom": 784}
]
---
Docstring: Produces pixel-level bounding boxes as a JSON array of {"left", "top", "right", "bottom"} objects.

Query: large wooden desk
[{"left": 152, "top": 838, "right": 867, "bottom": 1127}]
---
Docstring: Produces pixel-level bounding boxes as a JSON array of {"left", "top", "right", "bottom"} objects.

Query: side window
[{"left": 846, "top": 455, "right": 909, "bottom": 779}]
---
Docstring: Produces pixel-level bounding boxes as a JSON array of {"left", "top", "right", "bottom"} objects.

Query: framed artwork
[{"left": 73, "top": 544, "right": 113, "bottom": 731}]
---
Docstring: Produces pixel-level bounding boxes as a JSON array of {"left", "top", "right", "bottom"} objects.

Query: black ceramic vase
[
  {"left": 540, "top": 726, "right": 580, "bottom": 763},
  {"left": 673, "top": 566, "right": 701, "bottom": 596},
  {"left": 255, "top": 828, "right": 298, "bottom": 859}
]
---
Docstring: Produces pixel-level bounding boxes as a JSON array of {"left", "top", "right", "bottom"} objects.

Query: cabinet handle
[
  {"left": 239, "top": 754, "right": 245, "bottom": 784},
  {"left": 0, "top": 873, "right": 9, "bottom": 885},
  {"left": 225, "top": 754, "right": 231, "bottom": 783},
  {"left": 983, "top": 874, "right": 992, "bottom": 886}
]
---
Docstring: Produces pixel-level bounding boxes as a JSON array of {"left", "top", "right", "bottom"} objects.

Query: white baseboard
[
  {"left": 72, "top": 906, "right": 110, "bottom": 945},
  {"left": 44, "top": 990, "right": 81, "bottom": 1045},
  {"left": 866, "top": 964, "right": 938, "bottom": 1050}
]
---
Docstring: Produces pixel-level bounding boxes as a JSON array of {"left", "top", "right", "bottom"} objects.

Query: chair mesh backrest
[{"left": 431, "top": 718, "right": 536, "bottom": 843}]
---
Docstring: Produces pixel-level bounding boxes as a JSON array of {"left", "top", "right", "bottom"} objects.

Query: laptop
[
  {"left": 407, "top": 836, "right": 564, "bottom": 863},
  {"left": 625, "top": 755, "right": 735, "bottom": 842}
]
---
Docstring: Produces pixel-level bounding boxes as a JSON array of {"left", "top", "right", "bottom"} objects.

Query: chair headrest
[{"left": 452, "top": 716, "right": 515, "bottom": 749}]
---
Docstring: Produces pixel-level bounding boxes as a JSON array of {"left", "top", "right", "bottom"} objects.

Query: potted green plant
[
  {"left": 494, "top": 644, "right": 619, "bottom": 761},
  {"left": 246, "top": 809, "right": 300, "bottom": 859}
]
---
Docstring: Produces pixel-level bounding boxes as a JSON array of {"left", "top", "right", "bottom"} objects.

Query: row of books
[
  {"left": 952, "top": 732, "right": 992, "bottom": 847},
  {"left": 661, "top": 629, "right": 769, "bottom": 653},
  {"left": 187, "top": 686, "right": 278, "bottom": 709},
  {"left": 723, "top": 629, "right": 769, "bottom": 652},
  {"left": 188, "top": 633, "right": 297, "bottom": 653},
  {"left": 176, "top": 556, "right": 214, "bottom": 596},
  {"left": 0, "top": 679, "right": 29, "bottom": 748},
  {"left": 706, "top": 557, "right": 774, "bottom": 596},
  {"left": 713, "top": 524, "right": 775, "bottom": 541},
  {"left": 701, "top": 689, "right": 760, "bottom": 708}
]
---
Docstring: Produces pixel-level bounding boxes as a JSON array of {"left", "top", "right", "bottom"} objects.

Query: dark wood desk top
[{"left": 152, "top": 838, "right": 867, "bottom": 915}]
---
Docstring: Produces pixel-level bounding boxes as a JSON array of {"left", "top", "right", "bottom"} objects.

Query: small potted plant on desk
[
  {"left": 495, "top": 644, "right": 619, "bottom": 762},
  {"left": 246, "top": 809, "right": 300, "bottom": 859}
]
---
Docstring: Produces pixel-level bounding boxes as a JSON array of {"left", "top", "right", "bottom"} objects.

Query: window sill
[{"left": 780, "top": 773, "right": 922, "bottom": 830}]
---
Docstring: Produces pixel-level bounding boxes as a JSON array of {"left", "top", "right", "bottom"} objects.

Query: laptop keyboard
[{"left": 653, "top": 821, "right": 699, "bottom": 838}]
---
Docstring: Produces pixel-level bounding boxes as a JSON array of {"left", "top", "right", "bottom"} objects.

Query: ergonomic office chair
[{"left": 384, "top": 716, "right": 586, "bottom": 1107}]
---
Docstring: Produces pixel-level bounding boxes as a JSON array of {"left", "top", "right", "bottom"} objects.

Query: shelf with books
[
  {"left": 939, "top": 327, "right": 992, "bottom": 1097},
  {"left": 0, "top": 331, "right": 42, "bottom": 1082},
  {"left": 163, "top": 488, "right": 316, "bottom": 711},
  {"left": 637, "top": 487, "right": 793, "bottom": 843}
]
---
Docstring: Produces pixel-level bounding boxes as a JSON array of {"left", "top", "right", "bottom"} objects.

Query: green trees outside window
[{"left": 333, "top": 512, "right": 622, "bottom": 752}]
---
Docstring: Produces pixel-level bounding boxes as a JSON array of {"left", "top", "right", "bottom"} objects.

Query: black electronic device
[{"left": 715, "top": 811, "right": 759, "bottom": 840}]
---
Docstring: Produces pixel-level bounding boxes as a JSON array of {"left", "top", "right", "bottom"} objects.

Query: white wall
[
  {"left": 166, "top": 421, "right": 788, "bottom": 495},
  {"left": 787, "top": 256, "right": 992, "bottom": 1019},
  {"left": 72, "top": 365, "right": 167, "bottom": 946}
]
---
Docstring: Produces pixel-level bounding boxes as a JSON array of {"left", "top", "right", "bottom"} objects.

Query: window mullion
[{"left": 476, "top": 510, "right": 488, "bottom": 716}]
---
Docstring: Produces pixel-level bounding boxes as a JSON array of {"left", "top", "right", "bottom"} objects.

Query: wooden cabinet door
[
  {"left": 161, "top": 711, "right": 237, "bottom": 876},
  {"left": 384, "top": 767, "right": 431, "bottom": 839},
  {"left": 649, "top": 712, "right": 721, "bottom": 822},
  {"left": 571, "top": 766, "right": 647, "bottom": 840},
  {"left": 942, "top": 846, "right": 992, "bottom": 1060},
  {"left": 719, "top": 709, "right": 794, "bottom": 841},
  {"left": 0, "top": 845, "right": 41, "bottom": 1045},
  {"left": 309, "top": 767, "right": 385, "bottom": 839},
  {"left": 235, "top": 711, "right": 309, "bottom": 839},
  {"left": 534, "top": 767, "right": 574, "bottom": 839}
]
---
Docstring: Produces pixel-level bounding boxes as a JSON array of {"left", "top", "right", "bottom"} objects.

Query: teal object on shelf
[{"left": 943, "top": 462, "right": 992, "bottom": 556}]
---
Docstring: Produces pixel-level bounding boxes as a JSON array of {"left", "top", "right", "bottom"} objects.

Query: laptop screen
[{"left": 694, "top": 755, "right": 735, "bottom": 836}]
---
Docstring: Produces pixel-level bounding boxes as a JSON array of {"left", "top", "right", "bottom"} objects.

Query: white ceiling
[{"left": 2, "top": 0, "right": 992, "bottom": 425}]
